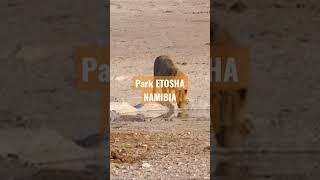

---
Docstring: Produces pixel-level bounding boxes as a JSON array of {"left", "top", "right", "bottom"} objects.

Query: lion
[{"left": 153, "top": 55, "right": 189, "bottom": 109}]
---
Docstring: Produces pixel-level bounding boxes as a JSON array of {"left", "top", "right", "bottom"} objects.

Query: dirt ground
[
  {"left": 111, "top": 113, "right": 210, "bottom": 179},
  {"left": 0, "top": 0, "right": 210, "bottom": 179},
  {"left": 110, "top": 0, "right": 210, "bottom": 109}
]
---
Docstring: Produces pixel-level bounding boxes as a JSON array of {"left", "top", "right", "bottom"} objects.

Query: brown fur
[{"left": 153, "top": 56, "right": 189, "bottom": 108}]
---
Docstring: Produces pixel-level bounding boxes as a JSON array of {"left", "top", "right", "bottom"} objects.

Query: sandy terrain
[
  {"left": 111, "top": 113, "right": 210, "bottom": 179},
  {"left": 1, "top": 0, "right": 319, "bottom": 179},
  {"left": 110, "top": 0, "right": 210, "bottom": 179},
  {"left": 110, "top": 0, "right": 210, "bottom": 109}
]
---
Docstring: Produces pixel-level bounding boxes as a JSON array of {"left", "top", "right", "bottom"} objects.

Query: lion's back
[
  {"left": 154, "top": 56, "right": 177, "bottom": 76},
  {"left": 153, "top": 56, "right": 188, "bottom": 108}
]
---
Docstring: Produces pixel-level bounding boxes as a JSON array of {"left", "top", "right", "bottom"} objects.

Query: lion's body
[{"left": 153, "top": 56, "right": 188, "bottom": 108}]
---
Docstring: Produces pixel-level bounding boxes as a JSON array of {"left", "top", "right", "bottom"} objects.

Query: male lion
[{"left": 153, "top": 55, "right": 189, "bottom": 109}]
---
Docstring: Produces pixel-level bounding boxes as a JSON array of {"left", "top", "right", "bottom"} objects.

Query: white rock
[
  {"left": 110, "top": 101, "right": 181, "bottom": 119},
  {"left": 141, "top": 162, "right": 152, "bottom": 168},
  {"left": 110, "top": 102, "right": 138, "bottom": 115},
  {"left": 137, "top": 104, "right": 171, "bottom": 118}
]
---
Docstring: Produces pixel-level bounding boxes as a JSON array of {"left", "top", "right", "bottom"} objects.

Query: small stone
[
  {"left": 203, "top": 146, "right": 210, "bottom": 151},
  {"left": 142, "top": 162, "right": 152, "bottom": 168},
  {"left": 122, "top": 169, "right": 128, "bottom": 173}
]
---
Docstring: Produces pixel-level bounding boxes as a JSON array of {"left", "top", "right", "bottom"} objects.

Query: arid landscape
[
  {"left": 110, "top": 0, "right": 210, "bottom": 109},
  {"left": 2, "top": 0, "right": 319, "bottom": 179},
  {"left": 110, "top": 0, "right": 210, "bottom": 179},
  {"left": 111, "top": 112, "right": 210, "bottom": 179}
]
